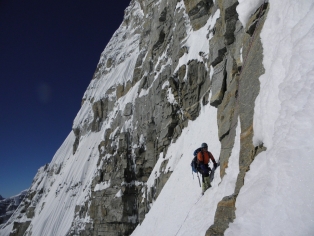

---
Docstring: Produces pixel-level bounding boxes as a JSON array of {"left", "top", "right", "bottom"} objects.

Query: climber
[{"left": 197, "top": 142, "right": 217, "bottom": 194}]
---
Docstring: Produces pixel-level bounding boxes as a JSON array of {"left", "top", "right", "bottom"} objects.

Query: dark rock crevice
[
  {"left": 184, "top": 0, "right": 214, "bottom": 30},
  {"left": 224, "top": 2, "right": 239, "bottom": 45}
]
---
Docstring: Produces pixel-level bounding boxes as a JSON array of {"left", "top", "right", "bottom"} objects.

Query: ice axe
[{"left": 196, "top": 172, "right": 201, "bottom": 187}]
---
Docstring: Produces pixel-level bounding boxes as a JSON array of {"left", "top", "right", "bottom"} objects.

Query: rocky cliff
[
  {"left": 1, "top": 0, "right": 313, "bottom": 235},
  {"left": 0, "top": 191, "right": 28, "bottom": 227}
]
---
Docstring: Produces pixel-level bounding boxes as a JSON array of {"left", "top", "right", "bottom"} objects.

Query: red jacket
[{"left": 197, "top": 151, "right": 216, "bottom": 165}]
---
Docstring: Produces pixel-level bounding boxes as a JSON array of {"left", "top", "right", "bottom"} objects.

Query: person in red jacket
[{"left": 197, "top": 142, "right": 217, "bottom": 194}]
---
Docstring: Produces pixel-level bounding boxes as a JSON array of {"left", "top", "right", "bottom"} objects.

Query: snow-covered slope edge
[
  {"left": 0, "top": 1, "right": 145, "bottom": 235},
  {"left": 226, "top": 1, "right": 314, "bottom": 235}
]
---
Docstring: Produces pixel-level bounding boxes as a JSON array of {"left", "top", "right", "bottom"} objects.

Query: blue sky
[{"left": 0, "top": 0, "right": 130, "bottom": 198}]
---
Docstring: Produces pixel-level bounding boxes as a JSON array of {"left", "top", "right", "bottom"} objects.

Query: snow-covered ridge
[{"left": 73, "top": 0, "right": 144, "bottom": 130}]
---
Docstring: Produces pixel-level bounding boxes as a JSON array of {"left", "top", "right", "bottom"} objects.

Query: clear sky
[{"left": 0, "top": 0, "right": 130, "bottom": 198}]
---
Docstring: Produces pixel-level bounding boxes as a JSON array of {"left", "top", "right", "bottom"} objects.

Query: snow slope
[
  {"left": 132, "top": 104, "right": 242, "bottom": 236},
  {"left": 73, "top": 1, "right": 143, "bottom": 131},
  {"left": 0, "top": 2, "right": 144, "bottom": 236},
  {"left": 226, "top": 0, "right": 314, "bottom": 235},
  {"left": 0, "top": 132, "right": 103, "bottom": 236},
  {"left": 132, "top": 0, "right": 314, "bottom": 235}
]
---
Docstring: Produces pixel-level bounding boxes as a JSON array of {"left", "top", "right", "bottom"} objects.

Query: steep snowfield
[
  {"left": 0, "top": 132, "right": 103, "bottom": 236},
  {"left": 28, "top": 132, "right": 102, "bottom": 236},
  {"left": 73, "top": 1, "right": 143, "bottom": 131},
  {"left": 0, "top": 2, "right": 144, "bottom": 236},
  {"left": 226, "top": 0, "right": 314, "bottom": 235},
  {"left": 133, "top": 0, "right": 314, "bottom": 235},
  {"left": 132, "top": 104, "right": 242, "bottom": 236}
]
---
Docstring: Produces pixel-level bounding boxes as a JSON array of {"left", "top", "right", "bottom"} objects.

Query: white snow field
[
  {"left": 132, "top": 104, "right": 241, "bottom": 236},
  {"left": 226, "top": 0, "right": 314, "bottom": 235}
]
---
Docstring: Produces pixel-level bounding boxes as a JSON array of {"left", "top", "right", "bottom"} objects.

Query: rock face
[
  {"left": 0, "top": 0, "right": 270, "bottom": 235},
  {"left": 0, "top": 190, "right": 28, "bottom": 226}
]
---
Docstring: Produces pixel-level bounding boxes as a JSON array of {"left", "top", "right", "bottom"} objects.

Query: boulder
[{"left": 123, "top": 103, "right": 133, "bottom": 116}]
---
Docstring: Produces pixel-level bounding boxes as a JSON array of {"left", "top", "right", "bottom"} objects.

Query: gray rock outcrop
[{"left": 0, "top": 190, "right": 28, "bottom": 226}]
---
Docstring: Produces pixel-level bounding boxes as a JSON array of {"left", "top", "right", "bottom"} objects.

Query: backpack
[{"left": 191, "top": 148, "right": 202, "bottom": 173}]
